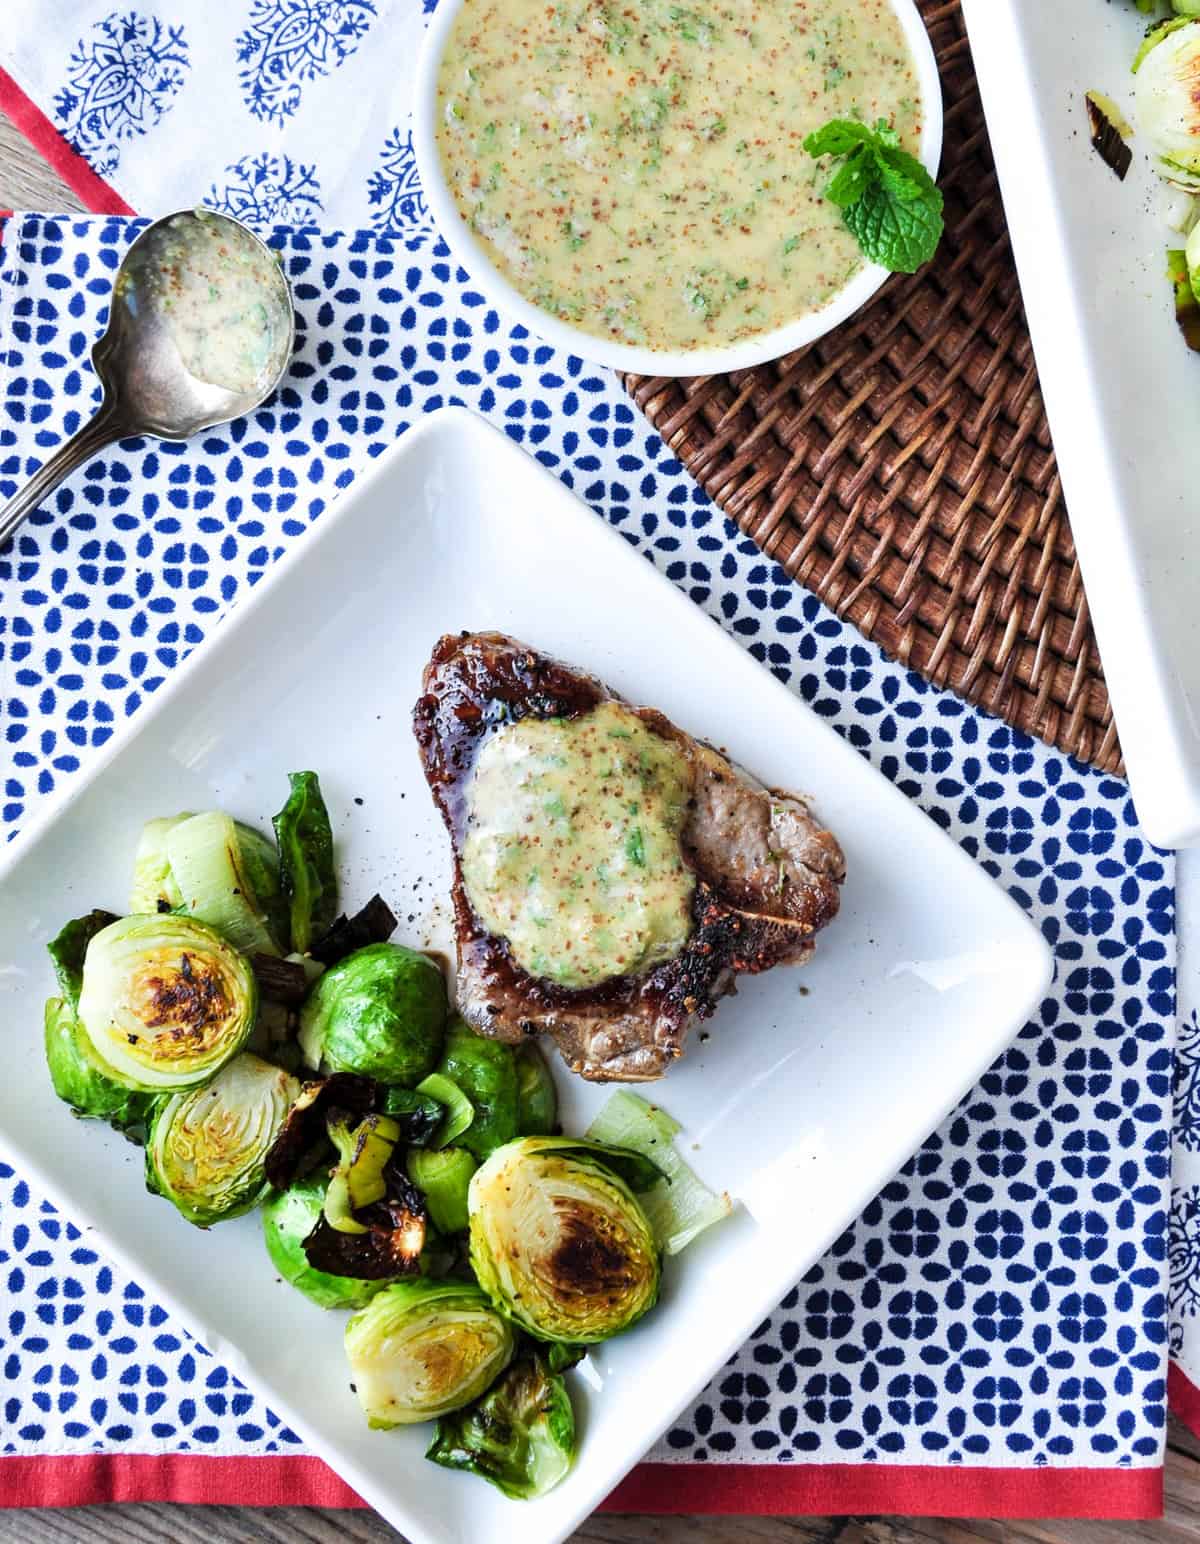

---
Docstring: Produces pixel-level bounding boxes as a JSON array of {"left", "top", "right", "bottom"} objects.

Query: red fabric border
[
  {"left": 0, "top": 44, "right": 1176, "bottom": 1531},
  {"left": 0, "top": 65, "right": 133, "bottom": 214},
  {"left": 0, "top": 1454, "right": 1164, "bottom": 1519}
]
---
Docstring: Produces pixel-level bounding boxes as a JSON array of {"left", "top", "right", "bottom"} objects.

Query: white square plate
[
  {"left": 961, "top": 0, "right": 1200, "bottom": 850},
  {"left": 0, "top": 408, "right": 1051, "bottom": 1544}
]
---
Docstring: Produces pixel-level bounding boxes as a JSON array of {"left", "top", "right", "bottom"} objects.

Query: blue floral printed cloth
[
  {"left": 0, "top": 0, "right": 1191, "bottom": 1504},
  {"left": 0, "top": 210, "right": 1179, "bottom": 1484}
]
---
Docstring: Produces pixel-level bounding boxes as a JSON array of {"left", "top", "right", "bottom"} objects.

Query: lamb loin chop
[{"left": 413, "top": 632, "right": 845, "bottom": 1082}]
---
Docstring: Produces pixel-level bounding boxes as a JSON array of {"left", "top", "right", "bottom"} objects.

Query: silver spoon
[{"left": 0, "top": 208, "right": 295, "bottom": 551}]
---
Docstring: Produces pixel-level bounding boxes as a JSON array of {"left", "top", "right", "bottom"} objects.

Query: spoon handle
[{"left": 0, "top": 398, "right": 130, "bottom": 551}]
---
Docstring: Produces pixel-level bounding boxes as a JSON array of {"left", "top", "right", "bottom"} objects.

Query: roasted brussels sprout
[
  {"left": 129, "top": 815, "right": 190, "bottom": 914},
  {"left": 166, "top": 811, "right": 285, "bottom": 956},
  {"left": 427, "top": 1352, "right": 576, "bottom": 1499},
  {"left": 43, "top": 996, "right": 157, "bottom": 1132},
  {"left": 469, "top": 1136, "right": 661, "bottom": 1344},
  {"left": 273, "top": 771, "right": 337, "bottom": 954},
  {"left": 262, "top": 1175, "right": 388, "bottom": 1309},
  {"left": 345, "top": 1279, "right": 514, "bottom": 1429},
  {"left": 145, "top": 1053, "right": 299, "bottom": 1226},
  {"left": 407, "top": 1146, "right": 477, "bottom": 1234},
  {"left": 77, "top": 914, "right": 258, "bottom": 1092},
  {"left": 514, "top": 1041, "right": 557, "bottom": 1136},
  {"left": 47, "top": 909, "right": 120, "bottom": 1006},
  {"left": 1134, "top": 17, "right": 1200, "bottom": 187},
  {"left": 298, "top": 943, "right": 446, "bottom": 1084},
  {"left": 434, "top": 1018, "right": 518, "bottom": 1160}
]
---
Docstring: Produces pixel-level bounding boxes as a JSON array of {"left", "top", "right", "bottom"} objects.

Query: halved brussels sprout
[
  {"left": 469, "top": 1136, "right": 661, "bottom": 1344},
  {"left": 427, "top": 1352, "right": 576, "bottom": 1500},
  {"left": 43, "top": 996, "right": 157, "bottom": 1132},
  {"left": 146, "top": 1052, "right": 300, "bottom": 1226},
  {"left": 129, "top": 814, "right": 191, "bottom": 914},
  {"left": 298, "top": 943, "right": 447, "bottom": 1084},
  {"left": 345, "top": 1279, "right": 514, "bottom": 1429},
  {"left": 1134, "top": 18, "right": 1200, "bottom": 187},
  {"left": 166, "top": 811, "right": 285, "bottom": 956},
  {"left": 262, "top": 1175, "right": 388, "bottom": 1309},
  {"left": 77, "top": 914, "right": 258, "bottom": 1092},
  {"left": 435, "top": 1018, "right": 518, "bottom": 1159}
]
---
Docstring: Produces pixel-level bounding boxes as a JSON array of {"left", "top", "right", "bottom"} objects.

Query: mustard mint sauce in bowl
[{"left": 415, "top": 0, "right": 941, "bottom": 374}]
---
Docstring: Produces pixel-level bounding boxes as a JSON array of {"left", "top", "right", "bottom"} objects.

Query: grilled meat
[{"left": 413, "top": 632, "right": 845, "bottom": 1081}]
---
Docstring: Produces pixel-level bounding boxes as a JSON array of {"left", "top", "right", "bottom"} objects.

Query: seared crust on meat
[{"left": 413, "top": 631, "right": 845, "bottom": 1081}]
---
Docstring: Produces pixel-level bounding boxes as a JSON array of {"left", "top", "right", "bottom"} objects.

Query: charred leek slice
[
  {"left": 166, "top": 811, "right": 282, "bottom": 956},
  {"left": 415, "top": 1072, "right": 475, "bottom": 1149},
  {"left": 586, "top": 1092, "right": 732, "bottom": 1256}
]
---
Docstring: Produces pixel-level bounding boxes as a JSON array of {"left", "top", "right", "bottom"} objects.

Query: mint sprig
[{"left": 804, "top": 118, "right": 944, "bottom": 274}]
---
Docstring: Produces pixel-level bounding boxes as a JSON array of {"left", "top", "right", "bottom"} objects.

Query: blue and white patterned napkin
[{"left": 0, "top": 211, "right": 1177, "bottom": 1483}]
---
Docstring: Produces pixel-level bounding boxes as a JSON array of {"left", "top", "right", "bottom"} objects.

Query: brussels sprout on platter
[
  {"left": 129, "top": 814, "right": 190, "bottom": 914},
  {"left": 43, "top": 996, "right": 157, "bottom": 1132},
  {"left": 1134, "top": 17, "right": 1200, "bottom": 187},
  {"left": 407, "top": 1146, "right": 477, "bottom": 1235},
  {"left": 262, "top": 1175, "right": 388, "bottom": 1309},
  {"left": 514, "top": 1041, "right": 557, "bottom": 1136},
  {"left": 273, "top": 771, "right": 337, "bottom": 954},
  {"left": 166, "top": 811, "right": 285, "bottom": 957},
  {"left": 47, "top": 909, "right": 120, "bottom": 1007},
  {"left": 298, "top": 943, "right": 447, "bottom": 1084},
  {"left": 426, "top": 1351, "right": 576, "bottom": 1499},
  {"left": 76, "top": 913, "right": 258, "bottom": 1092},
  {"left": 345, "top": 1279, "right": 514, "bottom": 1429},
  {"left": 434, "top": 1018, "right": 519, "bottom": 1160},
  {"left": 469, "top": 1136, "right": 661, "bottom": 1344},
  {"left": 146, "top": 1053, "right": 300, "bottom": 1226}
]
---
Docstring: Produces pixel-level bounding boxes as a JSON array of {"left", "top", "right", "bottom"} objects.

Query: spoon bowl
[{"left": 0, "top": 208, "right": 294, "bottom": 549}]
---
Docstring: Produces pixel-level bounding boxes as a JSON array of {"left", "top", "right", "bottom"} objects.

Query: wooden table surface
[{"left": 1, "top": 115, "right": 1198, "bottom": 1544}]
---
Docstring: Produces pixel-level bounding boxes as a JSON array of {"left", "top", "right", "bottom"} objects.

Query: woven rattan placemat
[{"left": 621, "top": 0, "right": 1121, "bottom": 776}]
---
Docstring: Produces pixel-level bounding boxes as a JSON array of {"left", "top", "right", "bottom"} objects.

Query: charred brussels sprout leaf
[
  {"left": 273, "top": 771, "right": 337, "bottom": 954},
  {"left": 407, "top": 1146, "right": 477, "bottom": 1234},
  {"left": 345, "top": 1279, "right": 514, "bottom": 1428},
  {"left": 469, "top": 1136, "right": 661, "bottom": 1344},
  {"left": 434, "top": 1018, "right": 519, "bottom": 1160},
  {"left": 44, "top": 996, "right": 157, "bottom": 1132},
  {"left": 426, "top": 1352, "right": 576, "bottom": 1500},
  {"left": 77, "top": 914, "right": 258, "bottom": 1092},
  {"left": 381, "top": 1086, "right": 445, "bottom": 1146},
  {"left": 298, "top": 944, "right": 447, "bottom": 1085},
  {"left": 514, "top": 1041, "right": 557, "bottom": 1136},
  {"left": 47, "top": 910, "right": 120, "bottom": 1007},
  {"left": 145, "top": 1053, "right": 300, "bottom": 1226},
  {"left": 262, "top": 1175, "right": 388, "bottom": 1309},
  {"left": 311, "top": 893, "right": 397, "bottom": 967}
]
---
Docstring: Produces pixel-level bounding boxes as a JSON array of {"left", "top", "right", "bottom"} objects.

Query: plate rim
[{"left": 0, "top": 404, "right": 1054, "bottom": 1543}]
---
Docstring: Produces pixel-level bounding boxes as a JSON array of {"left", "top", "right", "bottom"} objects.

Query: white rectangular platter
[
  {"left": 962, "top": 0, "right": 1200, "bottom": 850},
  {"left": 0, "top": 408, "right": 1052, "bottom": 1544}
]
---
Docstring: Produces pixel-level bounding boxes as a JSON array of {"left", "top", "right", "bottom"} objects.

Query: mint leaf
[
  {"left": 824, "top": 149, "right": 873, "bottom": 209},
  {"left": 806, "top": 116, "right": 943, "bottom": 274},
  {"left": 803, "top": 119, "right": 878, "bottom": 158},
  {"left": 843, "top": 176, "right": 944, "bottom": 273}
]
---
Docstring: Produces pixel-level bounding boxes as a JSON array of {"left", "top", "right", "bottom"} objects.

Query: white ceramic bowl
[{"left": 413, "top": 0, "right": 944, "bottom": 376}]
